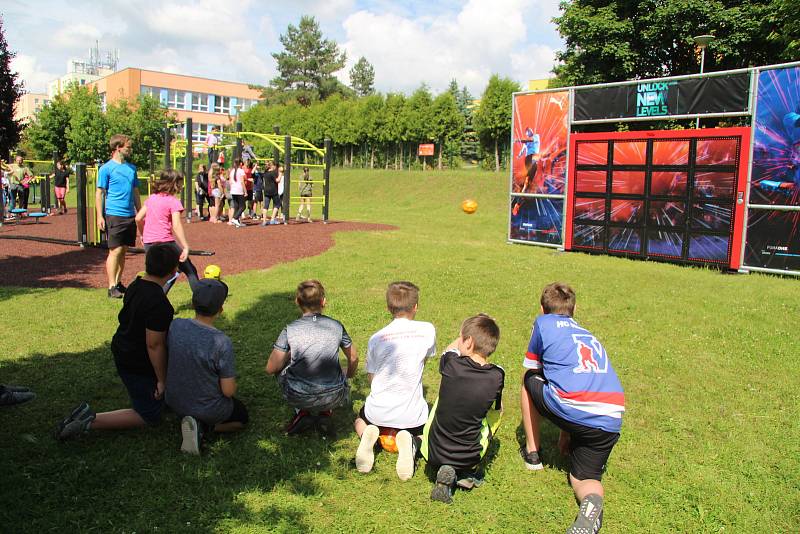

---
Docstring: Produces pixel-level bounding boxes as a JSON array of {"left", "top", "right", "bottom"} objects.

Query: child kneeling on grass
[
  {"left": 519, "top": 282, "right": 625, "bottom": 534},
  {"left": 419, "top": 314, "right": 505, "bottom": 504},
  {"left": 56, "top": 244, "right": 179, "bottom": 440},
  {"left": 266, "top": 280, "right": 359, "bottom": 436},
  {"left": 165, "top": 278, "right": 248, "bottom": 455},
  {"left": 354, "top": 281, "right": 436, "bottom": 481}
]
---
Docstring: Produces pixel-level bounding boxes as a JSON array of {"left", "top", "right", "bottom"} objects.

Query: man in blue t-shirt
[
  {"left": 96, "top": 134, "right": 141, "bottom": 299},
  {"left": 519, "top": 282, "right": 625, "bottom": 534}
]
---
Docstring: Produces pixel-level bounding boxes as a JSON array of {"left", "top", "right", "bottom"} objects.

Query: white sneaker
[
  {"left": 180, "top": 416, "right": 201, "bottom": 455},
  {"left": 355, "top": 424, "right": 380, "bottom": 473},
  {"left": 395, "top": 430, "right": 415, "bottom": 481}
]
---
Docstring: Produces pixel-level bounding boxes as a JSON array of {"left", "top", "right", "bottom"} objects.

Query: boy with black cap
[{"left": 165, "top": 278, "right": 248, "bottom": 455}]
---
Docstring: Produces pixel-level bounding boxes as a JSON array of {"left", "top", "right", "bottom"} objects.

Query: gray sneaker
[
  {"left": 567, "top": 493, "right": 604, "bottom": 534},
  {"left": 0, "top": 385, "right": 35, "bottom": 406},
  {"left": 180, "top": 416, "right": 201, "bottom": 455},
  {"left": 55, "top": 402, "right": 95, "bottom": 440},
  {"left": 430, "top": 465, "right": 456, "bottom": 504}
]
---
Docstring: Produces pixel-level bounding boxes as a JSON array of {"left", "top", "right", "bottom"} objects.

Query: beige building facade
[
  {"left": 14, "top": 92, "right": 50, "bottom": 124},
  {"left": 89, "top": 68, "right": 263, "bottom": 142}
]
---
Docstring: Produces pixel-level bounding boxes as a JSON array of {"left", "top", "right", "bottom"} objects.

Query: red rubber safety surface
[{"left": 0, "top": 212, "right": 394, "bottom": 289}]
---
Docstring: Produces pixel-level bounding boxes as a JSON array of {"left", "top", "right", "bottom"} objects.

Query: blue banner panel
[{"left": 510, "top": 197, "right": 563, "bottom": 245}]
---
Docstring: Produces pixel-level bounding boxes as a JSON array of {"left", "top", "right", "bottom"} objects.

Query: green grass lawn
[{"left": 1, "top": 168, "right": 798, "bottom": 533}]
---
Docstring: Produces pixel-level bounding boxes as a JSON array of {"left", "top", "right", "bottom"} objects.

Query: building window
[
  {"left": 214, "top": 95, "right": 231, "bottom": 114},
  {"left": 167, "top": 89, "right": 187, "bottom": 110},
  {"left": 190, "top": 122, "right": 220, "bottom": 143},
  {"left": 34, "top": 98, "right": 39, "bottom": 104},
  {"left": 100, "top": 93, "right": 107, "bottom": 112},
  {"left": 140, "top": 86, "right": 160, "bottom": 99},
  {"left": 191, "top": 93, "right": 209, "bottom": 112}
]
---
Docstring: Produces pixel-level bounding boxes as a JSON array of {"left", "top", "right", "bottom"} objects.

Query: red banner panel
[
  {"left": 650, "top": 171, "right": 688, "bottom": 196},
  {"left": 576, "top": 141, "right": 608, "bottom": 165},
  {"left": 652, "top": 140, "right": 690, "bottom": 165},
  {"left": 418, "top": 143, "right": 435, "bottom": 156}
]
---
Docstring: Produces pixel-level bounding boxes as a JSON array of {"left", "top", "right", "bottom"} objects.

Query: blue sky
[{"left": 3, "top": 0, "right": 563, "bottom": 96}]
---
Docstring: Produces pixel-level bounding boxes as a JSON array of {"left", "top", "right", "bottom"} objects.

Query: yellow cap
[{"left": 203, "top": 264, "right": 222, "bottom": 280}]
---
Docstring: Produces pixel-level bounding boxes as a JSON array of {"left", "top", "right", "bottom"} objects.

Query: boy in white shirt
[{"left": 354, "top": 281, "right": 436, "bottom": 481}]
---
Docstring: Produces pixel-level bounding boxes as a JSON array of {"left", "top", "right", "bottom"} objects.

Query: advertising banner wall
[
  {"left": 745, "top": 66, "right": 800, "bottom": 271},
  {"left": 509, "top": 91, "right": 570, "bottom": 245},
  {"left": 574, "top": 73, "right": 750, "bottom": 122}
]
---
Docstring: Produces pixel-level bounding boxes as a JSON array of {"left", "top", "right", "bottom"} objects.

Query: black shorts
[
  {"left": 222, "top": 397, "right": 249, "bottom": 425},
  {"left": 115, "top": 365, "right": 163, "bottom": 426},
  {"left": 264, "top": 193, "right": 281, "bottom": 210},
  {"left": 106, "top": 215, "right": 136, "bottom": 249},
  {"left": 253, "top": 190, "right": 263, "bottom": 202},
  {"left": 245, "top": 190, "right": 253, "bottom": 202},
  {"left": 358, "top": 405, "right": 425, "bottom": 436},
  {"left": 524, "top": 370, "right": 619, "bottom": 481}
]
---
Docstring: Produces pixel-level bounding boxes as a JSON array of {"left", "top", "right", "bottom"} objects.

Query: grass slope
[{"left": 1, "top": 168, "right": 798, "bottom": 533}]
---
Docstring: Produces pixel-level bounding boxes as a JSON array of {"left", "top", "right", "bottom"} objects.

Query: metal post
[
  {"left": 696, "top": 47, "right": 706, "bottom": 129},
  {"left": 235, "top": 122, "right": 243, "bottom": 162},
  {"left": 76, "top": 163, "right": 88, "bottom": 245},
  {"left": 323, "top": 138, "right": 332, "bottom": 223},
  {"left": 149, "top": 150, "right": 155, "bottom": 175},
  {"left": 164, "top": 127, "right": 172, "bottom": 170},
  {"left": 283, "top": 135, "right": 291, "bottom": 224},
  {"left": 185, "top": 117, "right": 193, "bottom": 222},
  {"left": 50, "top": 149, "right": 59, "bottom": 213}
]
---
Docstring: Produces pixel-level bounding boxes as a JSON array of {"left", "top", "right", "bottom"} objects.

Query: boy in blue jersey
[
  {"left": 97, "top": 134, "right": 141, "bottom": 298},
  {"left": 520, "top": 283, "right": 625, "bottom": 534}
]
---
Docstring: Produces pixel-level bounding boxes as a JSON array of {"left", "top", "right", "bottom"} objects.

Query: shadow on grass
[
  {"left": 515, "top": 422, "right": 571, "bottom": 474},
  {"left": 0, "top": 289, "right": 360, "bottom": 532}
]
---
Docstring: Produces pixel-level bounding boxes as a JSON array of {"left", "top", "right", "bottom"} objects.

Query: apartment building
[
  {"left": 14, "top": 92, "right": 50, "bottom": 124},
  {"left": 89, "top": 68, "right": 262, "bottom": 142}
]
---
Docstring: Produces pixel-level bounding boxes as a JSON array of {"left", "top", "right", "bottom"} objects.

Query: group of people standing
[{"left": 193, "top": 159, "right": 315, "bottom": 227}]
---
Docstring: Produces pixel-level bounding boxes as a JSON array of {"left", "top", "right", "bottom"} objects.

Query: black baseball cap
[{"left": 192, "top": 279, "right": 228, "bottom": 316}]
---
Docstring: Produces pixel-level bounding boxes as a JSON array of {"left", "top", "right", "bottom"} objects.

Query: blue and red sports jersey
[{"left": 523, "top": 314, "right": 625, "bottom": 433}]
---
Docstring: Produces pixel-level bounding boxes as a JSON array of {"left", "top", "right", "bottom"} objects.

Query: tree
[
  {"left": 0, "top": 17, "right": 24, "bottom": 160},
  {"left": 430, "top": 92, "right": 465, "bottom": 169},
  {"left": 552, "top": 0, "right": 796, "bottom": 86},
  {"left": 350, "top": 56, "right": 375, "bottom": 97},
  {"left": 270, "top": 15, "right": 347, "bottom": 106},
  {"left": 65, "top": 86, "right": 109, "bottom": 164},
  {"left": 474, "top": 75, "right": 520, "bottom": 171},
  {"left": 24, "top": 92, "right": 70, "bottom": 159},
  {"left": 106, "top": 94, "right": 172, "bottom": 168}
]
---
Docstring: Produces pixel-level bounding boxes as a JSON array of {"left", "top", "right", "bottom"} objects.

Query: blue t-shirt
[
  {"left": 97, "top": 160, "right": 139, "bottom": 217},
  {"left": 523, "top": 314, "right": 625, "bottom": 433}
]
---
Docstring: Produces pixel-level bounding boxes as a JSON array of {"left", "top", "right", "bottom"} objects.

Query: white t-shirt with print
[{"left": 364, "top": 318, "right": 437, "bottom": 428}]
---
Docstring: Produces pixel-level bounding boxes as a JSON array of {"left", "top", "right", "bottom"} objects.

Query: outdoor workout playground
[{"left": 1, "top": 69, "right": 798, "bottom": 532}]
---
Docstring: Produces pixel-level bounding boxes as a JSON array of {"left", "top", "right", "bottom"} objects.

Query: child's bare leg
[
  {"left": 214, "top": 421, "right": 245, "bottom": 433},
  {"left": 354, "top": 416, "right": 369, "bottom": 437},
  {"left": 91, "top": 409, "right": 147, "bottom": 429},
  {"left": 569, "top": 474, "right": 604, "bottom": 500},
  {"left": 520, "top": 382, "right": 541, "bottom": 452}
]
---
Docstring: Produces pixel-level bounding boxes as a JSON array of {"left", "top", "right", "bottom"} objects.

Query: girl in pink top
[
  {"left": 228, "top": 158, "right": 246, "bottom": 227},
  {"left": 135, "top": 169, "right": 199, "bottom": 293}
]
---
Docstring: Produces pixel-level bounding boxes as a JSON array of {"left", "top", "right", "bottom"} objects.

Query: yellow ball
[
  {"left": 461, "top": 199, "right": 478, "bottom": 214},
  {"left": 204, "top": 264, "right": 222, "bottom": 280}
]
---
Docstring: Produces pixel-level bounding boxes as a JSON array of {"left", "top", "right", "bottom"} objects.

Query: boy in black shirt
[
  {"left": 419, "top": 314, "right": 505, "bottom": 503},
  {"left": 56, "top": 245, "right": 179, "bottom": 440}
]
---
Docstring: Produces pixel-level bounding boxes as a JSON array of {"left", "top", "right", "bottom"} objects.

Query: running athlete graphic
[{"left": 756, "top": 106, "right": 800, "bottom": 196}]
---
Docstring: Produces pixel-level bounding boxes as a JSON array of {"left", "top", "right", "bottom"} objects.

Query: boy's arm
[
  {"left": 134, "top": 205, "right": 147, "bottom": 237},
  {"left": 266, "top": 348, "right": 290, "bottom": 375},
  {"left": 171, "top": 211, "right": 190, "bottom": 262},
  {"left": 133, "top": 185, "right": 142, "bottom": 212},
  {"left": 220, "top": 377, "right": 237, "bottom": 397},
  {"left": 145, "top": 329, "right": 168, "bottom": 399},
  {"left": 342, "top": 343, "right": 358, "bottom": 379}
]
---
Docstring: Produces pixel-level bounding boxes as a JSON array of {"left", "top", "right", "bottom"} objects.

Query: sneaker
[
  {"left": 567, "top": 494, "right": 604, "bottom": 534},
  {"left": 260, "top": 221, "right": 268, "bottom": 227},
  {"left": 270, "top": 219, "right": 279, "bottom": 225},
  {"left": 395, "top": 430, "right": 415, "bottom": 481},
  {"left": 180, "top": 415, "right": 201, "bottom": 455},
  {"left": 55, "top": 402, "right": 95, "bottom": 440},
  {"left": 316, "top": 410, "right": 336, "bottom": 437},
  {"left": 108, "top": 286, "right": 124, "bottom": 299},
  {"left": 355, "top": 424, "right": 380, "bottom": 473},
  {"left": 115, "top": 282, "right": 127, "bottom": 294},
  {"left": 0, "top": 385, "right": 35, "bottom": 406},
  {"left": 307, "top": 217, "right": 313, "bottom": 223},
  {"left": 520, "top": 446, "right": 544, "bottom": 471},
  {"left": 286, "top": 410, "right": 314, "bottom": 435},
  {"left": 430, "top": 465, "right": 456, "bottom": 504}
]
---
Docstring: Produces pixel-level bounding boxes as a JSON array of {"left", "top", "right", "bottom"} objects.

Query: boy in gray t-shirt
[
  {"left": 266, "top": 280, "right": 359, "bottom": 435},
  {"left": 166, "top": 279, "right": 248, "bottom": 455}
]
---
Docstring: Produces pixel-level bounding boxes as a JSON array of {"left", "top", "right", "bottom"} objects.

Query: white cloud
[
  {"left": 10, "top": 53, "right": 56, "bottom": 94},
  {"left": 339, "top": 0, "right": 561, "bottom": 95}
]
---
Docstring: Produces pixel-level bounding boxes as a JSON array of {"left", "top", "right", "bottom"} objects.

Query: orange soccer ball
[{"left": 461, "top": 199, "right": 478, "bottom": 214}]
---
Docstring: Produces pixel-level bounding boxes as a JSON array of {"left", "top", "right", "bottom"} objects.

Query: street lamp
[{"left": 693, "top": 34, "right": 715, "bottom": 128}]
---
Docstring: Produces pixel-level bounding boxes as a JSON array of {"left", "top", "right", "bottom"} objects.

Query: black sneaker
[
  {"left": 520, "top": 446, "right": 544, "bottom": 470},
  {"left": 55, "top": 402, "right": 96, "bottom": 440},
  {"left": 316, "top": 410, "right": 336, "bottom": 438},
  {"left": 115, "top": 282, "right": 127, "bottom": 294},
  {"left": 430, "top": 465, "right": 456, "bottom": 504},
  {"left": 180, "top": 415, "right": 202, "bottom": 455},
  {"left": 108, "top": 286, "right": 124, "bottom": 299},
  {"left": 286, "top": 410, "right": 314, "bottom": 435},
  {"left": 0, "top": 385, "right": 35, "bottom": 406},
  {"left": 567, "top": 493, "right": 604, "bottom": 534}
]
